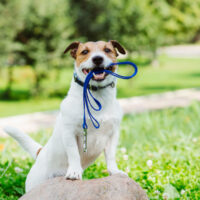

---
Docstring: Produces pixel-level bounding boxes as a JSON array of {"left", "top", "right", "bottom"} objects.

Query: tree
[
  {"left": 68, "top": 0, "right": 164, "bottom": 61},
  {"left": 147, "top": 0, "right": 200, "bottom": 45},
  {"left": 68, "top": 0, "right": 111, "bottom": 41},
  {"left": 0, "top": 0, "right": 74, "bottom": 97},
  {"left": 0, "top": 0, "right": 24, "bottom": 99}
]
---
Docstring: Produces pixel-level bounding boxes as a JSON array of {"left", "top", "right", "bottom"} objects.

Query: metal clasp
[
  {"left": 111, "top": 82, "right": 115, "bottom": 88},
  {"left": 83, "top": 128, "right": 87, "bottom": 152}
]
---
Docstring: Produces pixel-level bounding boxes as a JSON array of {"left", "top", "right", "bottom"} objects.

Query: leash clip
[
  {"left": 83, "top": 128, "right": 87, "bottom": 152},
  {"left": 111, "top": 82, "right": 115, "bottom": 88}
]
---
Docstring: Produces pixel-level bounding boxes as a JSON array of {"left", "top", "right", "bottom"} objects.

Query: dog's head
[{"left": 64, "top": 40, "right": 126, "bottom": 86}]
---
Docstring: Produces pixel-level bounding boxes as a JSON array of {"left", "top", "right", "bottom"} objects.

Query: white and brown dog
[{"left": 4, "top": 40, "right": 127, "bottom": 192}]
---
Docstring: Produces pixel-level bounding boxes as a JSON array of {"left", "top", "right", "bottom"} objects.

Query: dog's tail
[{"left": 4, "top": 126, "right": 42, "bottom": 159}]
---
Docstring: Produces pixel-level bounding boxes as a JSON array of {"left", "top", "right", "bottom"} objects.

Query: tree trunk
[
  {"left": 32, "top": 67, "right": 42, "bottom": 97},
  {"left": 3, "top": 66, "right": 14, "bottom": 99}
]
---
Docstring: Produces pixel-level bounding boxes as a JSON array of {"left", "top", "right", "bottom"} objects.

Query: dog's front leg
[
  {"left": 104, "top": 129, "right": 127, "bottom": 176},
  {"left": 61, "top": 124, "right": 83, "bottom": 180}
]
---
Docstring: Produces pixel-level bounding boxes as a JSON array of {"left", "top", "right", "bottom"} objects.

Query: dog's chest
[
  {"left": 76, "top": 113, "right": 121, "bottom": 168},
  {"left": 61, "top": 87, "right": 122, "bottom": 168}
]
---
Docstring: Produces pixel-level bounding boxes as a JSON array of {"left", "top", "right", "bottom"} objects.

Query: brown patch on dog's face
[
  {"left": 109, "top": 40, "right": 126, "bottom": 55},
  {"left": 64, "top": 41, "right": 80, "bottom": 58},
  {"left": 75, "top": 42, "right": 94, "bottom": 67},
  {"left": 75, "top": 41, "right": 118, "bottom": 67}
]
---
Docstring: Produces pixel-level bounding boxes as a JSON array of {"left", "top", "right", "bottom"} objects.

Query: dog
[{"left": 4, "top": 40, "right": 127, "bottom": 192}]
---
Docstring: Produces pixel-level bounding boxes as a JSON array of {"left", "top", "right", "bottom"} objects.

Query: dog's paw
[
  {"left": 65, "top": 166, "right": 83, "bottom": 180},
  {"left": 108, "top": 168, "right": 128, "bottom": 176}
]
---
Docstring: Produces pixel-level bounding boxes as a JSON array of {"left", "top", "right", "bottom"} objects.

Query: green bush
[
  {"left": 68, "top": 0, "right": 200, "bottom": 56},
  {"left": 0, "top": 0, "right": 74, "bottom": 97}
]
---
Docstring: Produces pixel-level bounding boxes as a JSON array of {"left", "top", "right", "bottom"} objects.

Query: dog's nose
[{"left": 92, "top": 56, "right": 103, "bottom": 66}]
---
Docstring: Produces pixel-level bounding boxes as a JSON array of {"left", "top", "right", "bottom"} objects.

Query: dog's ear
[
  {"left": 64, "top": 41, "right": 80, "bottom": 59},
  {"left": 109, "top": 40, "right": 126, "bottom": 56}
]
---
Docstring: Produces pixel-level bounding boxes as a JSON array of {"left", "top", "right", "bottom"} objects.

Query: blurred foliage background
[
  {"left": 1, "top": 2, "right": 200, "bottom": 199},
  {"left": 0, "top": 0, "right": 200, "bottom": 102}
]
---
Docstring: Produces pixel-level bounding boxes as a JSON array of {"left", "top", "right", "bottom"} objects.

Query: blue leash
[{"left": 82, "top": 61, "right": 138, "bottom": 152}]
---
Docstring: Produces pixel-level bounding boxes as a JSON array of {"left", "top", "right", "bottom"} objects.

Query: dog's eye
[
  {"left": 104, "top": 48, "right": 111, "bottom": 53},
  {"left": 81, "top": 50, "right": 89, "bottom": 55}
]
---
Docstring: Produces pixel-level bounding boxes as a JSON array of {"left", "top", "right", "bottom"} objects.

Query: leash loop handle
[{"left": 82, "top": 71, "right": 102, "bottom": 130}]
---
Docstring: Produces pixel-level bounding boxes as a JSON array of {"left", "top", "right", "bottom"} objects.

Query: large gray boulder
[{"left": 20, "top": 174, "right": 148, "bottom": 200}]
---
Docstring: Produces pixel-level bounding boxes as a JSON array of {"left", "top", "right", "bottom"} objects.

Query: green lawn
[
  {"left": 0, "top": 103, "right": 200, "bottom": 199},
  {"left": 0, "top": 56, "right": 200, "bottom": 117},
  {"left": 0, "top": 98, "right": 61, "bottom": 117}
]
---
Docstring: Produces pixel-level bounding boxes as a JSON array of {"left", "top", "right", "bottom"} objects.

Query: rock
[{"left": 20, "top": 174, "right": 148, "bottom": 200}]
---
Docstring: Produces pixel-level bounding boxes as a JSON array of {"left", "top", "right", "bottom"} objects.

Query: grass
[
  {"left": 0, "top": 98, "right": 61, "bottom": 117},
  {"left": 0, "top": 56, "right": 200, "bottom": 117},
  {"left": 0, "top": 102, "right": 200, "bottom": 199}
]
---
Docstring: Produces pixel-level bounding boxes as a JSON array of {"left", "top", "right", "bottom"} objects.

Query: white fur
[
  {"left": 4, "top": 126, "right": 42, "bottom": 159},
  {"left": 4, "top": 50, "right": 127, "bottom": 193}
]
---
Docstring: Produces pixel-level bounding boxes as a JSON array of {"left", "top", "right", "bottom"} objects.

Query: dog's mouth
[{"left": 82, "top": 65, "right": 114, "bottom": 81}]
